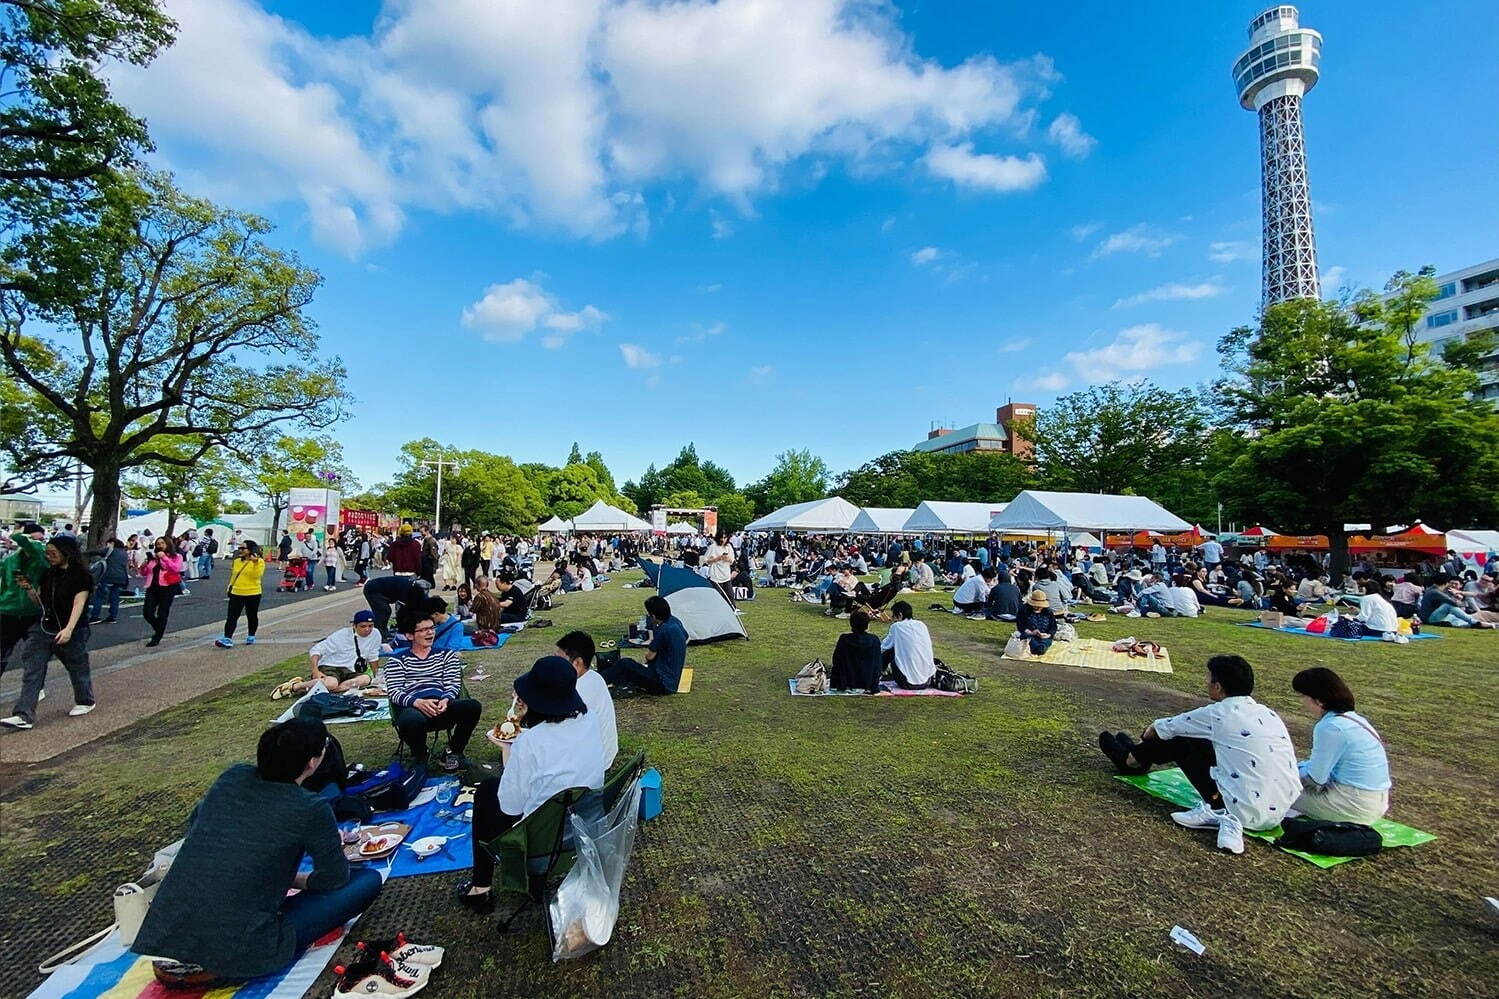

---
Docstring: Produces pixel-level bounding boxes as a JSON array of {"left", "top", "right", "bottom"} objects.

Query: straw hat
[
  {"left": 1026, "top": 590, "right": 1050, "bottom": 608},
  {"left": 1125, "top": 569, "right": 1144, "bottom": 581}
]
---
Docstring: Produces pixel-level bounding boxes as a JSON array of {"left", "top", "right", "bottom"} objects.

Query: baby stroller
[{"left": 278, "top": 556, "right": 309, "bottom": 592}]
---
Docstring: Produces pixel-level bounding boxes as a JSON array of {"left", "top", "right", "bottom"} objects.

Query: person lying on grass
[
  {"left": 1289, "top": 667, "right": 1391, "bottom": 825},
  {"left": 1098, "top": 654, "right": 1300, "bottom": 854},
  {"left": 879, "top": 601, "right": 936, "bottom": 689},
  {"left": 459, "top": 656, "right": 605, "bottom": 913},
  {"left": 272, "top": 611, "right": 385, "bottom": 700},
  {"left": 132, "top": 718, "right": 382, "bottom": 986}
]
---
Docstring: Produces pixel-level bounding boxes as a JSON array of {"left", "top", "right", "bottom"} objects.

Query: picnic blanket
[
  {"left": 786, "top": 678, "right": 963, "bottom": 697},
  {"left": 1239, "top": 621, "right": 1440, "bottom": 642},
  {"left": 300, "top": 777, "right": 473, "bottom": 880},
  {"left": 273, "top": 685, "right": 391, "bottom": 725},
  {"left": 25, "top": 921, "right": 351, "bottom": 999},
  {"left": 1001, "top": 637, "right": 1173, "bottom": 674},
  {"left": 1115, "top": 767, "right": 1436, "bottom": 868}
]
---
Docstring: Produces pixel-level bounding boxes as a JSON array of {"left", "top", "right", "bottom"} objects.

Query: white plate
[{"left": 409, "top": 785, "right": 439, "bottom": 808}]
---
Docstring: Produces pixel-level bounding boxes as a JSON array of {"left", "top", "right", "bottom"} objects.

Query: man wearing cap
[
  {"left": 1016, "top": 589, "right": 1058, "bottom": 655},
  {"left": 272, "top": 611, "right": 385, "bottom": 699},
  {"left": 457, "top": 656, "right": 604, "bottom": 913},
  {"left": 384, "top": 616, "right": 482, "bottom": 772}
]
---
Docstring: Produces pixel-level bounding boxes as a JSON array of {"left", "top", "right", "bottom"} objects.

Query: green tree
[
  {"left": 0, "top": 172, "right": 350, "bottom": 545},
  {"left": 384, "top": 439, "right": 547, "bottom": 532},
  {"left": 124, "top": 435, "right": 245, "bottom": 538},
  {"left": 1028, "top": 381, "right": 1217, "bottom": 524},
  {"left": 221, "top": 498, "right": 254, "bottom": 515},
  {"left": 623, "top": 446, "right": 735, "bottom": 511},
  {"left": 566, "top": 442, "right": 583, "bottom": 465},
  {"left": 0, "top": 0, "right": 175, "bottom": 229},
  {"left": 836, "top": 449, "right": 1034, "bottom": 509},
  {"left": 1214, "top": 270, "right": 1499, "bottom": 581},
  {"left": 246, "top": 434, "right": 355, "bottom": 540},
  {"left": 712, "top": 492, "right": 755, "bottom": 533},
  {"left": 750, "top": 449, "right": 830, "bottom": 511},
  {"left": 583, "top": 450, "right": 618, "bottom": 497}
]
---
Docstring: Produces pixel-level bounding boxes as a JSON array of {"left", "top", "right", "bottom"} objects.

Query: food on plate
[{"left": 359, "top": 833, "right": 398, "bottom": 855}]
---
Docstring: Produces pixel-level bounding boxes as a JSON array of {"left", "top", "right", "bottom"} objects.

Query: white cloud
[
  {"left": 619, "top": 343, "right": 663, "bottom": 369},
  {"left": 695, "top": 282, "right": 723, "bottom": 294},
  {"left": 1092, "top": 224, "right": 1179, "bottom": 259},
  {"left": 460, "top": 278, "right": 606, "bottom": 344},
  {"left": 1112, "top": 281, "right": 1226, "bottom": 309},
  {"left": 1069, "top": 221, "right": 1102, "bottom": 242},
  {"left": 1065, "top": 323, "right": 1201, "bottom": 374},
  {"left": 675, "top": 321, "right": 727, "bottom": 345},
  {"left": 1025, "top": 370, "right": 1070, "bottom": 391},
  {"left": 924, "top": 143, "right": 1047, "bottom": 192},
  {"left": 710, "top": 210, "right": 734, "bottom": 240},
  {"left": 110, "top": 0, "right": 1071, "bottom": 253},
  {"left": 998, "top": 337, "right": 1033, "bottom": 353},
  {"left": 910, "top": 246, "right": 941, "bottom": 266},
  {"left": 1320, "top": 265, "right": 1348, "bottom": 290},
  {"left": 1046, "top": 112, "right": 1096, "bottom": 158},
  {"left": 747, "top": 364, "right": 774, "bottom": 383},
  {"left": 880, "top": 216, "right": 897, "bottom": 233},
  {"left": 1209, "top": 240, "right": 1256, "bottom": 263}
]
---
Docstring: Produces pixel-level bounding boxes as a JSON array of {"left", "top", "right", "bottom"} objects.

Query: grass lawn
[{"left": 3, "top": 571, "right": 1498, "bottom": 998}]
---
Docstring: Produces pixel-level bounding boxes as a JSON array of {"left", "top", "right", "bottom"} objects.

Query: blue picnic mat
[
  {"left": 304, "top": 778, "right": 474, "bottom": 879},
  {"left": 388, "top": 630, "right": 510, "bottom": 653},
  {"left": 1238, "top": 621, "right": 1439, "bottom": 642}
]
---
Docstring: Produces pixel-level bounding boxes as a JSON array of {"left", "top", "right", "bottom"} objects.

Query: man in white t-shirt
[
  {"left": 1197, "top": 538, "right": 1224, "bottom": 570},
  {"left": 556, "top": 630, "right": 618, "bottom": 770},
  {"left": 1097, "top": 654, "right": 1299, "bottom": 854},
  {"left": 879, "top": 601, "right": 937, "bottom": 689},
  {"left": 952, "top": 567, "right": 995, "bottom": 615},
  {"left": 703, "top": 531, "right": 736, "bottom": 607}
]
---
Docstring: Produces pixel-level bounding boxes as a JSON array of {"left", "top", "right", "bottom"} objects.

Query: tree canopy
[
  {"left": 837, "top": 449, "right": 1034, "bottom": 510},
  {"left": 1214, "top": 268, "right": 1499, "bottom": 579}
]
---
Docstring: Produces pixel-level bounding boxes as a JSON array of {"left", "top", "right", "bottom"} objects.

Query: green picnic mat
[{"left": 1114, "top": 767, "right": 1436, "bottom": 868}]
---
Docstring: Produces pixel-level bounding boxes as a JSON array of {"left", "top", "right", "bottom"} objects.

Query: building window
[
  {"left": 1436, "top": 282, "right": 1456, "bottom": 299},
  {"left": 1462, "top": 270, "right": 1499, "bottom": 294},
  {"left": 1426, "top": 310, "right": 1458, "bottom": 329}
]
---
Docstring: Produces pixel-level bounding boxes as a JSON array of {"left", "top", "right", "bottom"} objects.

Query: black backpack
[{"left": 1274, "top": 817, "right": 1383, "bottom": 857}]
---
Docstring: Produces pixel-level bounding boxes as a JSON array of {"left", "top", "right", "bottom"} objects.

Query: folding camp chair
[
  {"left": 480, "top": 751, "right": 648, "bottom": 932},
  {"left": 390, "top": 677, "right": 473, "bottom": 767}
]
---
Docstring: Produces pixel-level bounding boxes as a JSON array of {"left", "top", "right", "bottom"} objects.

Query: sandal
[
  {"left": 598, "top": 640, "right": 617, "bottom": 650},
  {"left": 270, "top": 677, "right": 304, "bottom": 700},
  {"left": 453, "top": 879, "right": 495, "bottom": 914}
]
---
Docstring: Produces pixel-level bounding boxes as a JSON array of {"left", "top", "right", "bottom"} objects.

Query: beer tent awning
[
  {"left": 989, "top": 491, "right": 1190, "bottom": 533},
  {"left": 744, "top": 496, "right": 861, "bottom": 533}
]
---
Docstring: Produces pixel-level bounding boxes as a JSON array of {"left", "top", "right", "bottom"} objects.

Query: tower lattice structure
[{"left": 1233, "top": 6, "right": 1324, "bottom": 307}]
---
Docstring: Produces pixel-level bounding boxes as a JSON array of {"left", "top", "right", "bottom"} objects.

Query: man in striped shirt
[{"left": 385, "top": 618, "right": 482, "bottom": 771}]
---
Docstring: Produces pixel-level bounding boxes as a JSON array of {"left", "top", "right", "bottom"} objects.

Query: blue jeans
[
  {"left": 1137, "top": 592, "right": 1169, "bottom": 615},
  {"left": 281, "top": 867, "right": 382, "bottom": 952},
  {"left": 1427, "top": 603, "right": 1480, "bottom": 627},
  {"left": 1026, "top": 635, "right": 1054, "bottom": 655},
  {"left": 197, "top": 554, "right": 213, "bottom": 578},
  {"left": 90, "top": 582, "right": 122, "bottom": 621},
  {"left": 325, "top": 566, "right": 337, "bottom": 587}
]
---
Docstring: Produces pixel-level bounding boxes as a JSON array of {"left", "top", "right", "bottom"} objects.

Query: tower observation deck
[{"left": 1233, "top": 6, "right": 1323, "bottom": 307}]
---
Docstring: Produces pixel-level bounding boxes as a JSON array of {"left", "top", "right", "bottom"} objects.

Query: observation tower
[{"left": 1233, "top": 5, "right": 1323, "bottom": 307}]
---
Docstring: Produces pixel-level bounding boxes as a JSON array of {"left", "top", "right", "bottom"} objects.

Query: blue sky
[{"left": 99, "top": 0, "right": 1499, "bottom": 495}]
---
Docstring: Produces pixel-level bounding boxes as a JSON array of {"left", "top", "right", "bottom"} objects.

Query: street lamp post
[{"left": 419, "top": 454, "right": 461, "bottom": 531}]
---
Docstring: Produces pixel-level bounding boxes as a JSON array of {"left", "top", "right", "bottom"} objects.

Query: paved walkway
[{"left": 0, "top": 587, "right": 368, "bottom": 766}]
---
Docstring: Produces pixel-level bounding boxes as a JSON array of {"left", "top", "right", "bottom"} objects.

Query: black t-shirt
[
  {"left": 39, "top": 568, "right": 92, "bottom": 629},
  {"left": 501, "top": 582, "right": 531, "bottom": 616}
]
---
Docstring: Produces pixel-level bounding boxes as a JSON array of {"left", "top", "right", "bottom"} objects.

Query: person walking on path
[
  {"left": 2, "top": 535, "right": 97, "bottom": 730},
  {"left": 217, "top": 541, "right": 267, "bottom": 648},
  {"left": 1, "top": 524, "right": 48, "bottom": 678},
  {"left": 141, "top": 537, "right": 185, "bottom": 648},
  {"left": 87, "top": 537, "right": 129, "bottom": 624}
]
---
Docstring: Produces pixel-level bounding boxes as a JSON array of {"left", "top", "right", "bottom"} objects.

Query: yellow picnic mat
[
  {"left": 677, "top": 667, "right": 694, "bottom": 692},
  {"left": 1001, "top": 638, "right": 1172, "bottom": 674}
]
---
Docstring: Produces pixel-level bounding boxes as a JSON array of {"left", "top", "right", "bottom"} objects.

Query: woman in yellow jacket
[{"left": 216, "top": 540, "right": 267, "bottom": 648}]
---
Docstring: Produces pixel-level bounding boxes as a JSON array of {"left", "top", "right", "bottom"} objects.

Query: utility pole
[{"left": 419, "top": 454, "right": 461, "bottom": 532}]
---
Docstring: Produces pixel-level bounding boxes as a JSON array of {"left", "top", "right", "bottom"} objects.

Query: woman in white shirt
[
  {"left": 457, "top": 656, "right": 604, "bottom": 913},
  {"left": 1353, "top": 579, "right": 1399, "bottom": 636},
  {"left": 1166, "top": 574, "right": 1202, "bottom": 618}
]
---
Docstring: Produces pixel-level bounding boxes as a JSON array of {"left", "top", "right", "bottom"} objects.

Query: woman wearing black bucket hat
[{"left": 455, "top": 656, "right": 606, "bottom": 913}]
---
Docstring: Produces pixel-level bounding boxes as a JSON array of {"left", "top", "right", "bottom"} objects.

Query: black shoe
[
  {"left": 454, "top": 879, "right": 495, "bottom": 913},
  {"left": 103, "top": 618, "right": 118, "bottom": 624},
  {"left": 1098, "top": 731, "right": 1131, "bottom": 772},
  {"left": 439, "top": 750, "right": 467, "bottom": 773},
  {"left": 145, "top": 637, "right": 161, "bottom": 648}
]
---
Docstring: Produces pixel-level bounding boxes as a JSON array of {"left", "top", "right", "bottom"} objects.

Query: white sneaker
[
  {"left": 1217, "top": 810, "right": 1245, "bottom": 854},
  {"left": 69, "top": 703, "right": 97, "bottom": 717},
  {"left": 38, "top": 688, "right": 45, "bottom": 702},
  {"left": 0, "top": 715, "right": 34, "bottom": 730},
  {"left": 1170, "top": 802, "right": 1222, "bottom": 829}
]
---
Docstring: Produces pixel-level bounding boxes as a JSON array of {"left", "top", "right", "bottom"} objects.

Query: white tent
[
  {"left": 222, "top": 508, "right": 277, "bottom": 548},
  {"left": 118, "top": 509, "right": 197, "bottom": 539},
  {"left": 1069, "top": 531, "right": 1104, "bottom": 551},
  {"left": 1450, "top": 529, "right": 1499, "bottom": 559},
  {"left": 567, "top": 500, "right": 652, "bottom": 533},
  {"left": 744, "top": 496, "right": 860, "bottom": 533},
  {"left": 845, "top": 507, "right": 915, "bottom": 534},
  {"left": 989, "top": 490, "right": 1190, "bottom": 533},
  {"left": 537, "top": 515, "right": 569, "bottom": 533},
  {"left": 666, "top": 521, "right": 696, "bottom": 535},
  {"left": 902, "top": 501, "right": 1007, "bottom": 535}
]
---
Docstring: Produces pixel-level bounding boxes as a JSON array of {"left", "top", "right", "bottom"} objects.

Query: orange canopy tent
[
  {"left": 1267, "top": 534, "right": 1330, "bottom": 550},
  {"left": 1106, "top": 524, "right": 1213, "bottom": 549},
  {"left": 1348, "top": 522, "right": 1447, "bottom": 557}
]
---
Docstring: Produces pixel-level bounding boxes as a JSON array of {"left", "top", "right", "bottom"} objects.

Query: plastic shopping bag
[{"left": 549, "top": 777, "right": 645, "bottom": 961}]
